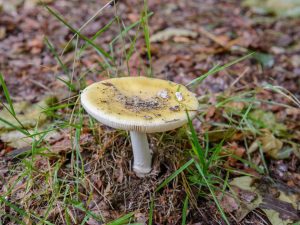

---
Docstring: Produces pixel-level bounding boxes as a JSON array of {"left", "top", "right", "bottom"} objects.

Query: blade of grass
[
  {"left": 0, "top": 211, "right": 26, "bottom": 225},
  {"left": 44, "top": 37, "right": 69, "bottom": 75},
  {"left": 106, "top": 212, "right": 135, "bottom": 225},
  {"left": 189, "top": 63, "right": 220, "bottom": 87},
  {"left": 0, "top": 117, "right": 30, "bottom": 136},
  {"left": 0, "top": 197, "right": 54, "bottom": 225},
  {"left": 193, "top": 162, "right": 230, "bottom": 225},
  {"left": 186, "top": 52, "right": 255, "bottom": 87},
  {"left": 141, "top": 0, "right": 152, "bottom": 76},
  {"left": 110, "top": 12, "right": 153, "bottom": 47},
  {"left": 258, "top": 142, "right": 269, "bottom": 175},
  {"left": 156, "top": 158, "right": 194, "bottom": 192},
  {"left": 44, "top": 5, "right": 113, "bottom": 65},
  {"left": 61, "top": 0, "right": 115, "bottom": 56},
  {"left": 0, "top": 102, "right": 30, "bottom": 135},
  {"left": 79, "top": 18, "right": 116, "bottom": 55},
  {"left": 0, "top": 72, "right": 15, "bottom": 116},
  {"left": 0, "top": 196, "right": 28, "bottom": 218},
  {"left": 148, "top": 194, "right": 155, "bottom": 225},
  {"left": 181, "top": 195, "right": 189, "bottom": 225},
  {"left": 206, "top": 141, "right": 224, "bottom": 168},
  {"left": 68, "top": 200, "right": 102, "bottom": 222},
  {"left": 56, "top": 76, "right": 76, "bottom": 91},
  {"left": 125, "top": 24, "right": 141, "bottom": 62},
  {"left": 186, "top": 112, "right": 206, "bottom": 173},
  {"left": 263, "top": 84, "right": 300, "bottom": 107}
]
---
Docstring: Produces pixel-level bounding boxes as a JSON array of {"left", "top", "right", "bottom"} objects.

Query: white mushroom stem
[{"left": 130, "top": 131, "right": 152, "bottom": 176}]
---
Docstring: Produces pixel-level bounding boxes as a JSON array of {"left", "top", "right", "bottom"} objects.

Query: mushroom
[{"left": 81, "top": 76, "right": 199, "bottom": 177}]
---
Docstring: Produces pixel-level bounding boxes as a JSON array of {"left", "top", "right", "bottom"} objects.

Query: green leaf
[
  {"left": 253, "top": 52, "right": 274, "bottom": 68},
  {"left": 106, "top": 212, "right": 135, "bottom": 225}
]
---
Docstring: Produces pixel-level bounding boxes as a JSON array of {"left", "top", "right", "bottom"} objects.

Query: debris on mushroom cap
[
  {"left": 117, "top": 95, "right": 162, "bottom": 112},
  {"left": 175, "top": 92, "right": 184, "bottom": 101},
  {"left": 157, "top": 89, "right": 169, "bottom": 99},
  {"left": 169, "top": 105, "right": 180, "bottom": 112},
  {"left": 81, "top": 76, "right": 199, "bottom": 133},
  {"left": 144, "top": 115, "right": 153, "bottom": 120}
]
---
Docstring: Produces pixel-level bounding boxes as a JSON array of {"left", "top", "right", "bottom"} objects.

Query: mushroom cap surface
[{"left": 81, "top": 76, "right": 199, "bottom": 133}]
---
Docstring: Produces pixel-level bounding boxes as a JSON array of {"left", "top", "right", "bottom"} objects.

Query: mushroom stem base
[{"left": 130, "top": 131, "right": 152, "bottom": 177}]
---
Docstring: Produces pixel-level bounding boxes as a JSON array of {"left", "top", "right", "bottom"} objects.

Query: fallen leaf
[
  {"left": 150, "top": 28, "right": 197, "bottom": 43},
  {"left": 128, "top": 13, "right": 140, "bottom": 22},
  {"left": 0, "top": 130, "right": 32, "bottom": 149},
  {"left": 0, "top": 96, "right": 56, "bottom": 132},
  {"left": 50, "top": 133, "right": 91, "bottom": 154},
  {"left": 27, "top": 35, "right": 44, "bottom": 54},
  {"left": 260, "top": 131, "right": 283, "bottom": 159},
  {"left": 205, "top": 106, "right": 216, "bottom": 120},
  {"left": 218, "top": 192, "right": 239, "bottom": 213},
  {"left": 253, "top": 52, "right": 274, "bottom": 68},
  {"left": 260, "top": 194, "right": 299, "bottom": 221},
  {"left": 264, "top": 209, "right": 291, "bottom": 225},
  {"left": 24, "top": 0, "right": 53, "bottom": 10},
  {"left": 0, "top": 27, "right": 6, "bottom": 40},
  {"left": 225, "top": 142, "right": 246, "bottom": 167},
  {"left": 207, "top": 128, "right": 237, "bottom": 141},
  {"left": 231, "top": 176, "right": 256, "bottom": 192},
  {"left": 243, "top": 0, "right": 300, "bottom": 18},
  {"left": 249, "top": 109, "right": 287, "bottom": 137},
  {"left": 173, "top": 36, "right": 191, "bottom": 43},
  {"left": 230, "top": 176, "right": 300, "bottom": 223},
  {"left": 224, "top": 101, "right": 245, "bottom": 114},
  {"left": 0, "top": 0, "right": 23, "bottom": 13}
]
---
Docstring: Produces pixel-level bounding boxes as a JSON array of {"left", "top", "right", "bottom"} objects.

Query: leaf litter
[{"left": 230, "top": 176, "right": 300, "bottom": 224}]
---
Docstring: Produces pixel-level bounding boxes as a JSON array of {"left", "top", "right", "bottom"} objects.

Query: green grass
[
  {"left": 0, "top": 73, "right": 30, "bottom": 136},
  {"left": 106, "top": 212, "right": 136, "bottom": 225},
  {"left": 0, "top": 72, "right": 15, "bottom": 116},
  {"left": 151, "top": 140, "right": 232, "bottom": 224},
  {"left": 0, "top": 42, "right": 267, "bottom": 225},
  {"left": 44, "top": 5, "right": 113, "bottom": 63},
  {"left": 186, "top": 52, "right": 255, "bottom": 87},
  {"left": 1, "top": 0, "right": 298, "bottom": 224},
  {"left": 181, "top": 195, "right": 189, "bottom": 225},
  {"left": 141, "top": 0, "right": 152, "bottom": 76}
]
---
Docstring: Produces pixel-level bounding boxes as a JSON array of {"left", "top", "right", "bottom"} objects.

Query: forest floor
[{"left": 0, "top": 0, "right": 300, "bottom": 224}]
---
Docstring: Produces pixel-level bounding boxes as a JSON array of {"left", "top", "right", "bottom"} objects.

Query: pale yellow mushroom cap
[{"left": 81, "top": 76, "right": 199, "bottom": 133}]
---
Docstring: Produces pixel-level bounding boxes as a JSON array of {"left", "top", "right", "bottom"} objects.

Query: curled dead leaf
[{"left": 260, "top": 131, "right": 283, "bottom": 154}]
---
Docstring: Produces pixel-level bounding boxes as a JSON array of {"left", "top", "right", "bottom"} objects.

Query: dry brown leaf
[
  {"left": 205, "top": 106, "right": 216, "bottom": 120},
  {"left": 218, "top": 192, "right": 239, "bottom": 213},
  {"left": 260, "top": 131, "right": 284, "bottom": 159},
  {"left": 225, "top": 142, "right": 246, "bottom": 167},
  {"left": 50, "top": 133, "right": 91, "bottom": 154}
]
